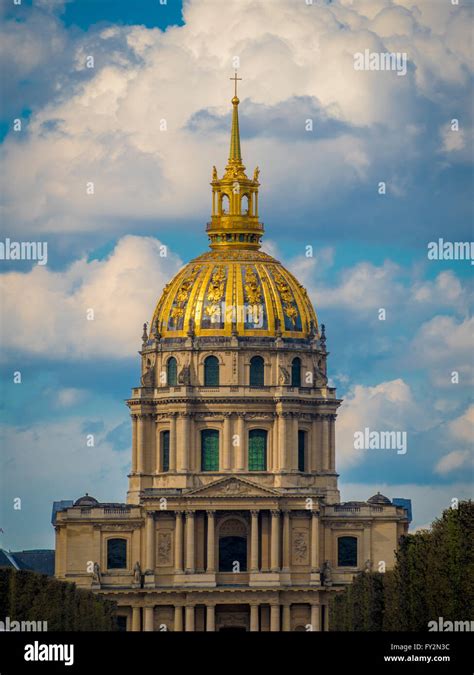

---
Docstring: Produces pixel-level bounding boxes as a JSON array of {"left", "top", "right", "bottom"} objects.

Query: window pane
[
  {"left": 298, "top": 430, "right": 305, "bottom": 472},
  {"left": 248, "top": 429, "right": 267, "bottom": 471},
  {"left": 107, "top": 538, "right": 127, "bottom": 569},
  {"left": 201, "top": 429, "right": 219, "bottom": 471},
  {"left": 250, "top": 356, "right": 264, "bottom": 387},
  {"left": 204, "top": 356, "right": 219, "bottom": 386},
  {"left": 291, "top": 358, "right": 301, "bottom": 387},
  {"left": 338, "top": 536, "right": 358, "bottom": 567},
  {"left": 167, "top": 358, "right": 177, "bottom": 386},
  {"left": 162, "top": 430, "right": 170, "bottom": 472}
]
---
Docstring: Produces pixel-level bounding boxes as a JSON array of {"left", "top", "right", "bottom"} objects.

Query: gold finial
[{"left": 230, "top": 70, "right": 242, "bottom": 98}]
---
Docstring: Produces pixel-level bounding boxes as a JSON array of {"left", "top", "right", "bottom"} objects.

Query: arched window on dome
[
  {"left": 241, "top": 194, "right": 249, "bottom": 215},
  {"left": 161, "top": 430, "right": 170, "bottom": 472},
  {"left": 291, "top": 357, "right": 301, "bottom": 387},
  {"left": 221, "top": 193, "right": 229, "bottom": 214},
  {"left": 201, "top": 429, "right": 219, "bottom": 471},
  {"left": 167, "top": 357, "right": 177, "bottom": 386},
  {"left": 249, "top": 356, "right": 264, "bottom": 387},
  {"left": 338, "top": 536, "right": 358, "bottom": 567},
  {"left": 248, "top": 429, "right": 267, "bottom": 471},
  {"left": 107, "top": 538, "right": 127, "bottom": 570},
  {"left": 204, "top": 355, "right": 219, "bottom": 386}
]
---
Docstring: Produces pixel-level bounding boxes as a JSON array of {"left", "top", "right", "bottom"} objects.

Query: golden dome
[
  {"left": 151, "top": 248, "right": 318, "bottom": 339},
  {"left": 150, "top": 74, "right": 318, "bottom": 340}
]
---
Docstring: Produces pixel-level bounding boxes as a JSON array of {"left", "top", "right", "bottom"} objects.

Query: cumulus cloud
[
  {"left": 434, "top": 450, "right": 471, "bottom": 476},
  {"left": 1, "top": 0, "right": 472, "bottom": 235},
  {"left": 335, "top": 378, "right": 431, "bottom": 468},
  {"left": 448, "top": 404, "right": 474, "bottom": 444},
  {"left": 0, "top": 235, "right": 182, "bottom": 359}
]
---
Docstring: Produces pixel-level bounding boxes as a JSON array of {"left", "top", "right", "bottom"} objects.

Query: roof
[{"left": 0, "top": 549, "right": 55, "bottom": 576}]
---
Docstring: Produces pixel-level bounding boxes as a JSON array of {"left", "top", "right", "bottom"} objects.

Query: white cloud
[
  {"left": 336, "top": 378, "right": 430, "bottom": 468},
  {"left": 1, "top": 0, "right": 472, "bottom": 235},
  {"left": 434, "top": 450, "right": 471, "bottom": 476},
  {"left": 410, "top": 315, "right": 474, "bottom": 387},
  {"left": 0, "top": 235, "right": 182, "bottom": 359},
  {"left": 448, "top": 404, "right": 474, "bottom": 444}
]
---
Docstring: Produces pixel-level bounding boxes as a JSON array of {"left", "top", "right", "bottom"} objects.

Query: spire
[
  {"left": 228, "top": 72, "right": 243, "bottom": 164},
  {"left": 229, "top": 94, "right": 242, "bottom": 163},
  {"left": 206, "top": 74, "right": 264, "bottom": 251}
]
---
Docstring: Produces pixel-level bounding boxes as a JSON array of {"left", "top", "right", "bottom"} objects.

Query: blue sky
[{"left": 0, "top": 0, "right": 473, "bottom": 549}]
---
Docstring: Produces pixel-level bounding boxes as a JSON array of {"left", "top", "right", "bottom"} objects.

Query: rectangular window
[
  {"left": 298, "top": 430, "right": 305, "bottom": 472},
  {"left": 162, "top": 430, "right": 170, "bottom": 472},
  {"left": 201, "top": 429, "right": 219, "bottom": 471}
]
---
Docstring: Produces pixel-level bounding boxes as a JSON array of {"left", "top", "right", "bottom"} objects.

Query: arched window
[
  {"left": 107, "top": 538, "right": 127, "bottom": 569},
  {"left": 249, "top": 356, "right": 264, "bottom": 387},
  {"left": 201, "top": 429, "right": 219, "bottom": 471},
  {"left": 204, "top": 355, "right": 219, "bottom": 386},
  {"left": 167, "top": 357, "right": 177, "bottom": 386},
  {"left": 241, "top": 194, "right": 249, "bottom": 215},
  {"left": 161, "top": 430, "right": 170, "bottom": 472},
  {"left": 338, "top": 536, "right": 358, "bottom": 567},
  {"left": 221, "top": 194, "right": 229, "bottom": 214},
  {"left": 291, "top": 357, "right": 301, "bottom": 387},
  {"left": 298, "top": 430, "right": 306, "bottom": 472},
  {"left": 248, "top": 429, "right": 267, "bottom": 471}
]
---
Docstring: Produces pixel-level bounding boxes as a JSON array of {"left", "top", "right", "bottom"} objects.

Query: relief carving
[{"left": 157, "top": 531, "right": 172, "bottom": 566}]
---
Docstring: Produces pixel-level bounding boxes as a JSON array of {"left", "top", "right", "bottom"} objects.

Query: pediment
[{"left": 186, "top": 477, "right": 280, "bottom": 498}]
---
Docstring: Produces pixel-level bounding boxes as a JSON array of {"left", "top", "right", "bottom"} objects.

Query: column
[
  {"left": 145, "top": 512, "right": 155, "bottom": 572},
  {"left": 144, "top": 606, "right": 154, "bottom": 632},
  {"left": 222, "top": 413, "right": 231, "bottom": 471},
  {"left": 311, "top": 603, "right": 321, "bottom": 631},
  {"left": 206, "top": 605, "right": 215, "bottom": 632},
  {"left": 236, "top": 413, "right": 245, "bottom": 471},
  {"left": 131, "top": 606, "right": 141, "bottom": 632},
  {"left": 321, "top": 415, "right": 330, "bottom": 471},
  {"left": 272, "top": 417, "right": 279, "bottom": 471},
  {"left": 174, "top": 511, "right": 184, "bottom": 573},
  {"left": 270, "top": 604, "right": 280, "bottom": 632},
  {"left": 282, "top": 511, "right": 290, "bottom": 572},
  {"left": 271, "top": 510, "right": 280, "bottom": 572},
  {"left": 278, "top": 413, "right": 288, "bottom": 471},
  {"left": 177, "top": 413, "right": 189, "bottom": 472},
  {"left": 185, "top": 511, "right": 195, "bottom": 573},
  {"left": 169, "top": 413, "right": 177, "bottom": 472},
  {"left": 185, "top": 605, "right": 195, "bottom": 632},
  {"left": 250, "top": 510, "right": 259, "bottom": 572},
  {"left": 364, "top": 526, "right": 371, "bottom": 567},
  {"left": 310, "top": 417, "right": 318, "bottom": 472},
  {"left": 282, "top": 604, "right": 291, "bottom": 632},
  {"left": 137, "top": 415, "right": 145, "bottom": 473},
  {"left": 329, "top": 414, "right": 336, "bottom": 471},
  {"left": 131, "top": 415, "right": 138, "bottom": 473},
  {"left": 311, "top": 511, "right": 320, "bottom": 572},
  {"left": 250, "top": 603, "right": 259, "bottom": 632},
  {"left": 292, "top": 414, "right": 299, "bottom": 470},
  {"left": 206, "top": 510, "right": 216, "bottom": 573},
  {"left": 174, "top": 605, "right": 183, "bottom": 632}
]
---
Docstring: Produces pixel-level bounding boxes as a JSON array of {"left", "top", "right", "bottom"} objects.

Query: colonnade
[{"left": 131, "top": 412, "right": 336, "bottom": 475}]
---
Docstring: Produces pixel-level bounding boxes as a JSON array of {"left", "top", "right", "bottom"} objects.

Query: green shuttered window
[
  {"left": 201, "top": 429, "right": 219, "bottom": 471},
  {"left": 248, "top": 429, "right": 267, "bottom": 471}
]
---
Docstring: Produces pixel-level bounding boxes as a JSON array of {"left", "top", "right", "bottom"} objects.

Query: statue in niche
[
  {"left": 133, "top": 561, "right": 142, "bottom": 585},
  {"left": 141, "top": 362, "right": 155, "bottom": 387},
  {"left": 279, "top": 365, "right": 290, "bottom": 385},
  {"left": 322, "top": 560, "right": 333, "bottom": 586},
  {"left": 92, "top": 562, "right": 101, "bottom": 584}
]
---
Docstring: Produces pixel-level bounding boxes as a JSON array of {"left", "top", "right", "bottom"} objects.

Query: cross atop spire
[{"left": 230, "top": 71, "right": 242, "bottom": 98}]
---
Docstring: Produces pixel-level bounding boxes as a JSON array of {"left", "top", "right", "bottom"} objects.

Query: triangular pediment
[{"left": 185, "top": 477, "right": 280, "bottom": 498}]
